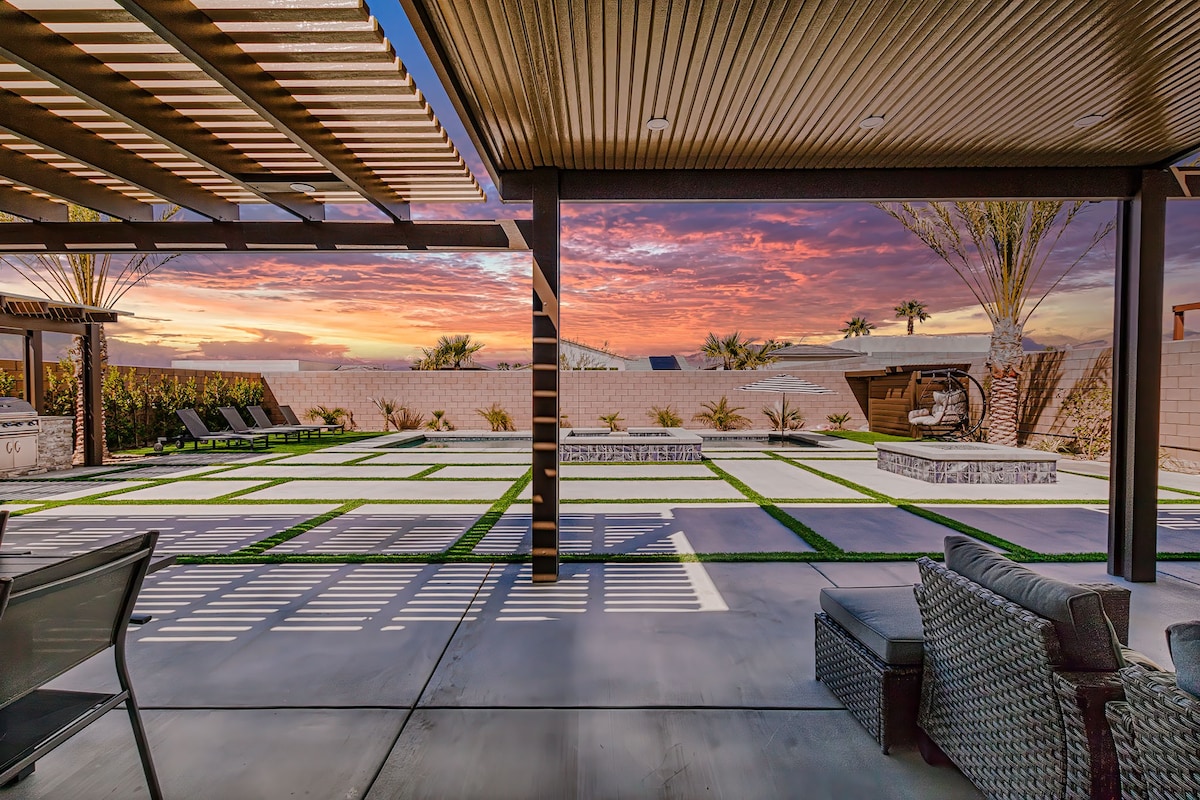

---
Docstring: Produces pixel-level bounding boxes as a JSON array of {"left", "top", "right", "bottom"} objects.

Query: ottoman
[{"left": 815, "top": 585, "right": 924, "bottom": 753}]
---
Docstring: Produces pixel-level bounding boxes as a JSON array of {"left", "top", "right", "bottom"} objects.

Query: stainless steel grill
[{"left": 0, "top": 397, "right": 39, "bottom": 472}]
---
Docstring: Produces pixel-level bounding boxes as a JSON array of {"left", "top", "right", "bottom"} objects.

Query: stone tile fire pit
[{"left": 876, "top": 441, "right": 1057, "bottom": 484}]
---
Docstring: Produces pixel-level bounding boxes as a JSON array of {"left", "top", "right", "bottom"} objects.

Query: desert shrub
[
  {"left": 477, "top": 403, "right": 515, "bottom": 432},
  {"left": 648, "top": 405, "right": 683, "bottom": 427},
  {"left": 307, "top": 405, "right": 348, "bottom": 426},
  {"left": 1030, "top": 435, "right": 1069, "bottom": 454},
  {"left": 388, "top": 406, "right": 425, "bottom": 431},
  {"left": 371, "top": 397, "right": 400, "bottom": 431},
  {"left": 0, "top": 370, "right": 16, "bottom": 397},
  {"left": 693, "top": 397, "right": 750, "bottom": 431},
  {"left": 598, "top": 412, "right": 624, "bottom": 431},
  {"left": 1062, "top": 385, "right": 1112, "bottom": 461},
  {"left": 426, "top": 410, "right": 454, "bottom": 431},
  {"left": 826, "top": 412, "right": 851, "bottom": 430},
  {"left": 763, "top": 401, "right": 805, "bottom": 431}
]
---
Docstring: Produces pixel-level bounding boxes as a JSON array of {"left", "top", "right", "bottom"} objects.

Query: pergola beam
[
  {"left": 530, "top": 168, "right": 560, "bottom": 583},
  {"left": 497, "top": 167, "right": 1151, "bottom": 203},
  {"left": 0, "top": 185, "right": 68, "bottom": 222},
  {"left": 0, "top": 221, "right": 530, "bottom": 253},
  {"left": 117, "top": 0, "right": 411, "bottom": 221},
  {"left": 0, "top": 2, "right": 323, "bottom": 221},
  {"left": 0, "top": 146, "right": 153, "bottom": 222},
  {"left": 0, "top": 88, "right": 239, "bottom": 221}
]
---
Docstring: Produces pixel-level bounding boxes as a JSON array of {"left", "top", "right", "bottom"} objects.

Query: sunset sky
[{"left": 2, "top": 4, "right": 1199, "bottom": 368}]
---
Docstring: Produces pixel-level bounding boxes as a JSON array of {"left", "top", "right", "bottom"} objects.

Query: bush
[
  {"left": 598, "top": 412, "right": 624, "bottom": 431},
  {"left": 0, "top": 370, "right": 16, "bottom": 397},
  {"left": 693, "top": 397, "right": 750, "bottom": 431},
  {"left": 307, "top": 405, "right": 348, "bottom": 426},
  {"left": 102, "top": 369, "right": 262, "bottom": 451},
  {"left": 477, "top": 403, "right": 515, "bottom": 432},
  {"left": 426, "top": 410, "right": 454, "bottom": 431},
  {"left": 763, "top": 401, "right": 804, "bottom": 431},
  {"left": 648, "top": 405, "right": 683, "bottom": 427},
  {"left": 388, "top": 406, "right": 425, "bottom": 431},
  {"left": 1062, "top": 385, "right": 1111, "bottom": 461},
  {"left": 826, "top": 412, "right": 851, "bottom": 430}
]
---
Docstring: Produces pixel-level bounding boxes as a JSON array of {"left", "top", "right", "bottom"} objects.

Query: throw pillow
[{"left": 1167, "top": 620, "right": 1200, "bottom": 697}]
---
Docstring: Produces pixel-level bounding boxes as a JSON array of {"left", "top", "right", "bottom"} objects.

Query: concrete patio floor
[{"left": 2, "top": 434, "right": 1198, "bottom": 798}]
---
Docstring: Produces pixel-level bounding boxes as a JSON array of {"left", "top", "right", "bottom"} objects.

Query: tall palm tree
[
  {"left": 0, "top": 205, "right": 179, "bottom": 462},
  {"left": 840, "top": 316, "right": 875, "bottom": 337},
  {"left": 734, "top": 339, "right": 786, "bottom": 369},
  {"left": 894, "top": 299, "right": 931, "bottom": 335},
  {"left": 878, "top": 201, "right": 1112, "bottom": 446},
  {"left": 701, "top": 331, "right": 752, "bottom": 369},
  {"left": 416, "top": 334, "right": 484, "bottom": 369}
]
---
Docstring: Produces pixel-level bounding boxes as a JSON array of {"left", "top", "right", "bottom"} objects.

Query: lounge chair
[
  {"left": 279, "top": 404, "right": 343, "bottom": 434},
  {"left": 176, "top": 408, "right": 268, "bottom": 450},
  {"left": 219, "top": 406, "right": 300, "bottom": 443},
  {"left": 247, "top": 406, "right": 315, "bottom": 440}
]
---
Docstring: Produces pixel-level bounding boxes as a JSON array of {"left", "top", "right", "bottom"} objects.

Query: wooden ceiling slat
[
  {"left": 0, "top": 183, "right": 68, "bottom": 221},
  {"left": 0, "top": 144, "right": 153, "bottom": 219},
  {"left": 0, "top": 86, "right": 237, "bottom": 218}
]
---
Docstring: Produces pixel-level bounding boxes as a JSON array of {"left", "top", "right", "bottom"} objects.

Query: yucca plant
[
  {"left": 387, "top": 406, "right": 425, "bottom": 431},
  {"left": 763, "top": 397, "right": 805, "bottom": 431},
  {"left": 371, "top": 397, "right": 400, "bottom": 431},
  {"left": 598, "top": 412, "right": 624, "bottom": 431},
  {"left": 648, "top": 405, "right": 683, "bottom": 427},
  {"left": 693, "top": 397, "right": 751, "bottom": 431},
  {"left": 426, "top": 410, "right": 455, "bottom": 431},
  {"left": 477, "top": 403, "right": 515, "bottom": 432}
]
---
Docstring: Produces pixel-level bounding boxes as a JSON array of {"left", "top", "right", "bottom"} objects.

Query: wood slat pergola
[
  {"left": 400, "top": 0, "right": 1200, "bottom": 583},
  {"left": 0, "top": 292, "right": 126, "bottom": 466}
]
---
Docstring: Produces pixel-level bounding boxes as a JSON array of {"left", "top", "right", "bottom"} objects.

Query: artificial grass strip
[
  {"left": 895, "top": 503, "right": 1032, "bottom": 556},
  {"left": 775, "top": 456, "right": 888, "bottom": 502},
  {"left": 445, "top": 468, "right": 533, "bottom": 555},
  {"left": 237, "top": 500, "right": 367, "bottom": 555},
  {"left": 703, "top": 460, "right": 842, "bottom": 553}
]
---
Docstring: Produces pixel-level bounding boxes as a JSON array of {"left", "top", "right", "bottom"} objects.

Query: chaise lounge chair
[
  {"left": 247, "top": 406, "right": 315, "bottom": 440},
  {"left": 279, "top": 404, "right": 343, "bottom": 435},
  {"left": 176, "top": 408, "right": 268, "bottom": 450},
  {"left": 219, "top": 406, "right": 300, "bottom": 443}
]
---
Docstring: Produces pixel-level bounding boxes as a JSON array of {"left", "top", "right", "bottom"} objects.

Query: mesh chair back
[
  {"left": 279, "top": 405, "right": 302, "bottom": 426},
  {"left": 176, "top": 408, "right": 211, "bottom": 438},
  {"left": 247, "top": 406, "right": 277, "bottom": 428},
  {"left": 0, "top": 508, "right": 8, "bottom": 549},
  {"left": 0, "top": 532, "right": 157, "bottom": 710},
  {"left": 219, "top": 406, "right": 252, "bottom": 433}
]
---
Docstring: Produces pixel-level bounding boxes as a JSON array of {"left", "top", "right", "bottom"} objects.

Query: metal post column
[
  {"left": 1109, "top": 169, "right": 1170, "bottom": 582},
  {"left": 80, "top": 322, "right": 104, "bottom": 466},
  {"left": 22, "top": 329, "right": 43, "bottom": 411},
  {"left": 531, "top": 168, "right": 560, "bottom": 582}
]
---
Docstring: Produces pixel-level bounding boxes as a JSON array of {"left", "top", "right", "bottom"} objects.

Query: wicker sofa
[
  {"left": 1104, "top": 620, "right": 1200, "bottom": 799},
  {"left": 915, "top": 538, "right": 1132, "bottom": 800}
]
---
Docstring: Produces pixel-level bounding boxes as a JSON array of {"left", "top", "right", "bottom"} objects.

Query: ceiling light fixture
[
  {"left": 858, "top": 115, "right": 886, "bottom": 130},
  {"left": 1073, "top": 113, "right": 1106, "bottom": 128},
  {"left": 289, "top": 182, "right": 317, "bottom": 193},
  {"left": 646, "top": 117, "right": 670, "bottom": 131}
]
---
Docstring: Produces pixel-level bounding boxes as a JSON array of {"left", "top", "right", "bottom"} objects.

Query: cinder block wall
[{"left": 262, "top": 368, "right": 867, "bottom": 432}]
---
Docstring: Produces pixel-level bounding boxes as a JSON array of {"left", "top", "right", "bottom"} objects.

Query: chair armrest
[
  {"left": 1053, "top": 671, "right": 1125, "bottom": 800},
  {"left": 1079, "top": 583, "right": 1131, "bottom": 645}
]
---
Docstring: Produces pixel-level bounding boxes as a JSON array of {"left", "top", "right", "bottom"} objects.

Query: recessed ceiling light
[
  {"left": 1073, "top": 114, "right": 1106, "bottom": 128},
  {"left": 289, "top": 182, "right": 317, "bottom": 193},
  {"left": 858, "top": 115, "right": 886, "bottom": 130},
  {"left": 646, "top": 117, "right": 670, "bottom": 131}
]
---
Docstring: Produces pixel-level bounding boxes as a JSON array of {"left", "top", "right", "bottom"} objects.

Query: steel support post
[
  {"left": 80, "top": 323, "right": 104, "bottom": 466},
  {"left": 530, "top": 168, "right": 560, "bottom": 582},
  {"left": 22, "top": 329, "right": 43, "bottom": 412},
  {"left": 1109, "top": 170, "right": 1170, "bottom": 581}
]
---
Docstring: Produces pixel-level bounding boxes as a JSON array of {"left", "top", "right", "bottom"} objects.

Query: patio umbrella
[{"left": 737, "top": 374, "right": 836, "bottom": 437}]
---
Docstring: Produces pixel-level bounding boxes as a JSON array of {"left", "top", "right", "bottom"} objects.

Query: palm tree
[
  {"left": 416, "top": 334, "right": 484, "bottom": 370},
  {"left": 0, "top": 205, "right": 179, "bottom": 462},
  {"left": 894, "top": 300, "right": 931, "bottom": 335},
  {"left": 840, "top": 316, "right": 875, "bottom": 337},
  {"left": 733, "top": 339, "right": 787, "bottom": 370},
  {"left": 877, "top": 201, "right": 1112, "bottom": 446},
  {"left": 701, "top": 331, "right": 752, "bottom": 369}
]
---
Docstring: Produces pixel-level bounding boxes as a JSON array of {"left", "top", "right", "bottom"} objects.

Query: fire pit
[{"left": 0, "top": 397, "right": 39, "bottom": 475}]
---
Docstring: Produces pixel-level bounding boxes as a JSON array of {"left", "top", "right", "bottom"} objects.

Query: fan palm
[
  {"left": 0, "top": 205, "right": 180, "bottom": 462},
  {"left": 416, "top": 334, "right": 484, "bottom": 370},
  {"left": 894, "top": 300, "right": 931, "bottom": 335},
  {"left": 840, "top": 316, "right": 875, "bottom": 337},
  {"left": 701, "top": 331, "right": 752, "bottom": 369},
  {"left": 877, "top": 201, "right": 1112, "bottom": 446}
]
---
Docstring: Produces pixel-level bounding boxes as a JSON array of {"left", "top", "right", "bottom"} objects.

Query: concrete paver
[
  {"left": 111, "top": 480, "right": 268, "bottom": 501},
  {"left": 271, "top": 505, "right": 490, "bottom": 553},
  {"left": 241, "top": 479, "right": 511, "bottom": 501},
  {"left": 716, "top": 459, "right": 869, "bottom": 499}
]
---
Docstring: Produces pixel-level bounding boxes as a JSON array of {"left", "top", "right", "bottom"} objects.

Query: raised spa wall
[
  {"left": 875, "top": 441, "right": 1058, "bottom": 485},
  {"left": 559, "top": 428, "right": 703, "bottom": 463}
]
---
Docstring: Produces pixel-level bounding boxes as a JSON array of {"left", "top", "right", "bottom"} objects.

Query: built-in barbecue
[{"left": 0, "top": 397, "right": 39, "bottom": 473}]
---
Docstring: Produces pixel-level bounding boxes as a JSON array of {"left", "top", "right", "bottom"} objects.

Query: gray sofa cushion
[
  {"left": 819, "top": 586, "right": 924, "bottom": 666},
  {"left": 943, "top": 536, "right": 1122, "bottom": 671},
  {"left": 1167, "top": 621, "right": 1200, "bottom": 697}
]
